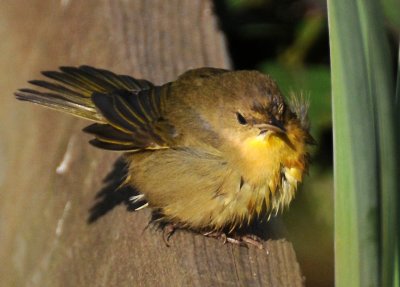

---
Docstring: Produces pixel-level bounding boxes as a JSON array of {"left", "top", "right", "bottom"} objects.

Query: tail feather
[
  {"left": 42, "top": 70, "right": 103, "bottom": 95},
  {"left": 15, "top": 88, "right": 102, "bottom": 121},
  {"left": 28, "top": 80, "right": 90, "bottom": 101},
  {"left": 15, "top": 66, "right": 155, "bottom": 121}
]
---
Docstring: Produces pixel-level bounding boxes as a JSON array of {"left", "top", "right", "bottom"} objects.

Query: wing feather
[{"left": 15, "top": 66, "right": 173, "bottom": 151}]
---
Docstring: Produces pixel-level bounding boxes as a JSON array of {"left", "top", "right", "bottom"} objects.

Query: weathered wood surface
[{"left": 0, "top": 1, "right": 304, "bottom": 286}]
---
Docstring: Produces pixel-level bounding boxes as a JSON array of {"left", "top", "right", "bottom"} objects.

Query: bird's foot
[
  {"left": 240, "top": 234, "right": 264, "bottom": 249},
  {"left": 162, "top": 223, "right": 178, "bottom": 247},
  {"left": 203, "top": 231, "right": 263, "bottom": 249}
]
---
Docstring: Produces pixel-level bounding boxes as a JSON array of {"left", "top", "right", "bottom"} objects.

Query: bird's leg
[
  {"left": 203, "top": 230, "right": 227, "bottom": 244},
  {"left": 203, "top": 231, "right": 263, "bottom": 249},
  {"left": 240, "top": 234, "right": 263, "bottom": 249},
  {"left": 202, "top": 231, "right": 245, "bottom": 246}
]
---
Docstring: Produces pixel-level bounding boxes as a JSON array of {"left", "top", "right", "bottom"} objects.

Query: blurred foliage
[{"left": 381, "top": 0, "right": 400, "bottom": 30}]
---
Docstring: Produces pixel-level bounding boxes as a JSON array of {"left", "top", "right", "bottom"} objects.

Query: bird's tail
[{"left": 15, "top": 65, "right": 154, "bottom": 122}]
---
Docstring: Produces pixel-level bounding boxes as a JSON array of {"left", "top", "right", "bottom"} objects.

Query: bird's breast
[
  {"left": 229, "top": 132, "right": 306, "bottom": 215},
  {"left": 227, "top": 130, "right": 307, "bottom": 195}
]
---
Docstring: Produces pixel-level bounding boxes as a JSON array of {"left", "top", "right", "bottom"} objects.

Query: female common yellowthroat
[{"left": 16, "top": 66, "right": 313, "bottom": 245}]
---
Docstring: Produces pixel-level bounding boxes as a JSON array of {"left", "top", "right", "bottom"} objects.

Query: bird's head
[{"left": 204, "top": 70, "right": 315, "bottom": 186}]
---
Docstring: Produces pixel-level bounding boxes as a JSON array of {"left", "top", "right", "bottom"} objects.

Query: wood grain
[{"left": 0, "top": 1, "right": 304, "bottom": 286}]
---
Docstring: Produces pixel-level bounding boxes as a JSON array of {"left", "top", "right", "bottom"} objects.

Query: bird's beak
[{"left": 255, "top": 120, "right": 286, "bottom": 134}]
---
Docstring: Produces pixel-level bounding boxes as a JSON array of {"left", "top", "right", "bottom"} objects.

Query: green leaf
[
  {"left": 381, "top": 0, "right": 400, "bottom": 29},
  {"left": 328, "top": 0, "right": 399, "bottom": 286}
]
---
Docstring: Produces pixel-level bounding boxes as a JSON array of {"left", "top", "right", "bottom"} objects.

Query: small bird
[{"left": 15, "top": 66, "right": 313, "bottom": 246}]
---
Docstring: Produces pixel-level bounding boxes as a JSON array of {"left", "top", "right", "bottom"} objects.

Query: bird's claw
[
  {"left": 162, "top": 223, "right": 177, "bottom": 247},
  {"left": 203, "top": 231, "right": 263, "bottom": 249}
]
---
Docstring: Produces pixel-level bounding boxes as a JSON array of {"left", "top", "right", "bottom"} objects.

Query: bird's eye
[{"left": 236, "top": 112, "right": 247, "bottom": 125}]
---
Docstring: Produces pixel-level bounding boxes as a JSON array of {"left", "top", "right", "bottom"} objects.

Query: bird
[{"left": 15, "top": 66, "right": 314, "bottom": 247}]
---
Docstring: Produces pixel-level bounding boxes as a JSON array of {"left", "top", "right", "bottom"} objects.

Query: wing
[
  {"left": 83, "top": 87, "right": 175, "bottom": 151},
  {"left": 15, "top": 65, "right": 175, "bottom": 151}
]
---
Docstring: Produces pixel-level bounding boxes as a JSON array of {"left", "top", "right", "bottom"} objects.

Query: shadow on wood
[{"left": 87, "top": 157, "right": 140, "bottom": 224}]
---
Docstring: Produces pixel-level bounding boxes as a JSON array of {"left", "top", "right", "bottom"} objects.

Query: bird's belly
[
  {"left": 128, "top": 148, "right": 301, "bottom": 231},
  {"left": 128, "top": 148, "right": 239, "bottom": 230},
  {"left": 196, "top": 171, "right": 300, "bottom": 231}
]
